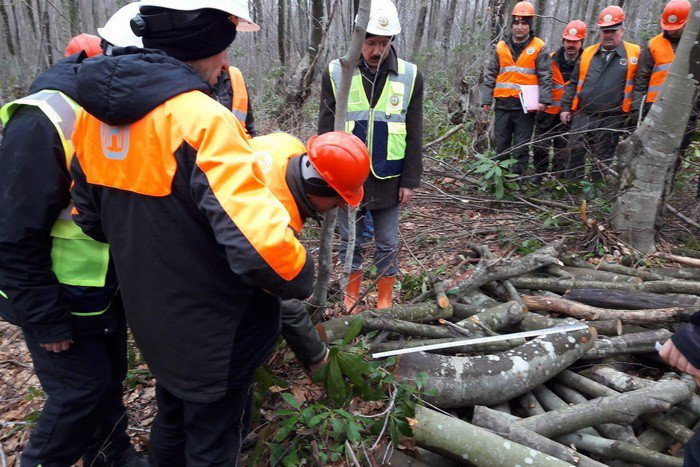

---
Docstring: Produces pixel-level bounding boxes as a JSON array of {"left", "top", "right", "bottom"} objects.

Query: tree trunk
[
  {"left": 278, "top": 0, "right": 287, "bottom": 66},
  {"left": 580, "top": 329, "right": 673, "bottom": 360},
  {"left": 613, "top": 0, "right": 700, "bottom": 252},
  {"left": 410, "top": 3, "right": 428, "bottom": 63},
  {"left": 510, "top": 276, "right": 700, "bottom": 296},
  {"left": 562, "top": 288, "right": 700, "bottom": 310},
  {"left": 557, "top": 433, "right": 683, "bottom": 467},
  {"left": 0, "top": 1, "right": 15, "bottom": 56}
]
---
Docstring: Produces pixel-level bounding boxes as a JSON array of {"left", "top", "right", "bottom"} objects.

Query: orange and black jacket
[
  {"left": 0, "top": 53, "right": 119, "bottom": 343},
  {"left": 70, "top": 49, "right": 314, "bottom": 402}
]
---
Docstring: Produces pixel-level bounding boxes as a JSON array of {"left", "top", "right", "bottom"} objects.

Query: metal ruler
[{"left": 371, "top": 323, "right": 590, "bottom": 359}]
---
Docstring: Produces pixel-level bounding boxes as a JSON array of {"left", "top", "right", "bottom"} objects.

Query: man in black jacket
[{"left": 0, "top": 39, "right": 141, "bottom": 466}]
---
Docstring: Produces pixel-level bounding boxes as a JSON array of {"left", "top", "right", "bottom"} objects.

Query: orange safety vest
[
  {"left": 228, "top": 66, "right": 249, "bottom": 125},
  {"left": 572, "top": 41, "right": 640, "bottom": 113},
  {"left": 646, "top": 33, "right": 675, "bottom": 103},
  {"left": 494, "top": 37, "right": 546, "bottom": 99},
  {"left": 546, "top": 53, "right": 567, "bottom": 115}
]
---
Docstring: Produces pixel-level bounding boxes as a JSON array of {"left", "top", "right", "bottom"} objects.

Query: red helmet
[
  {"left": 661, "top": 0, "right": 691, "bottom": 30},
  {"left": 64, "top": 33, "right": 103, "bottom": 58},
  {"left": 563, "top": 20, "right": 587, "bottom": 40},
  {"left": 598, "top": 5, "right": 625, "bottom": 28},
  {"left": 512, "top": 1, "right": 535, "bottom": 17},
  {"left": 306, "top": 132, "right": 370, "bottom": 207}
]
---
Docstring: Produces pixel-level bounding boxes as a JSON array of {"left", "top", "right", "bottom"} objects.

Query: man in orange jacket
[{"left": 560, "top": 5, "right": 640, "bottom": 181}]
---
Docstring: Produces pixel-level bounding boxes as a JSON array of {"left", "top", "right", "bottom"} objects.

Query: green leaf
[
  {"left": 275, "top": 415, "right": 300, "bottom": 441},
  {"left": 342, "top": 317, "right": 363, "bottom": 344},
  {"left": 281, "top": 392, "right": 301, "bottom": 410},
  {"left": 484, "top": 168, "right": 495, "bottom": 180},
  {"left": 336, "top": 351, "right": 371, "bottom": 389},
  {"left": 308, "top": 412, "right": 327, "bottom": 427},
  {"left": 389, "top": 418, "right": 401, "bottom": 446},
  {"left": 325, "top": 358, "right": 347, "bottom": 404},
  {"left": 346, "top": 421, "right": 362, "bottom": 443}
]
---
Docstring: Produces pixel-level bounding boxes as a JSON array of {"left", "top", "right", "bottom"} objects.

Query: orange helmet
[
  {"left": 598, "top": 5, "right": 625, "bottom": 28},
  {"left": 661, "top": 0, "right": 691, "bottom": 30},
  {"left": 306, "top": 132, "right": 370, "bottom": 207},
  {"left": 563, "top": 20, "right": 587, "bottom": 40},
  {"left": 512, "top": 1, "right": 535, "bottom": 17},
  {"left": 64, "top": 33, "right": 103, "bottom": 58}
]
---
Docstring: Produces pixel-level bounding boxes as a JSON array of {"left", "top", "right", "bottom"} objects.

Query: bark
[
  {"left": 454, "top": 301, "right": 525, "bottom": 335},
  {"left": 515, "top": 380, "right": 692, "bottom": 438},
  {"left": 471, "top": 406, "right": 605, "bottom": 467},
  {"left": 563, "top": 288, "right": 700, "bottom": 310},
  {"left": 0, "top": 1, "right": 15, "bottom": 56},
  {"left": 638, "top": 407, "right": 697, "bottom": 453},
  {"left": 395, "top": 327, "right": 595, "bottom": 408},
  {"left": 547, "top": 265, "right": 643, "bottom": 283},
  {"left": 451, "top": 302, "right": 482, "bottom": 319},
  {"left": 650, "top": 267, "right": 700, "bottom": 281},
  {"left": 517, "top": 313, "right": 624, "bottom": 336},
  {"left": 519, "top": 391, "right": 546, "bottom": 415},
  {"left": 410, "top": 3, "right": 428, "bottom": 62},
  {"left": 522, "top": 295, "right": 688, "bottom": 324},
  {"left": 361, "top": 318, "right": 462, "bottom": 339},
  {"left": 556, "top": 433, "right": 683, "bottom": 467},
  {"left": 581, "top": 329, "right": 673, "bottom": 360},
  {"left": 412, "top": 406, "right": 570, "bottom": 466},
  {"left": 612, "top": 0, "right": 700, "bottom": 252},
  {"left": 316, "top": 302, "right": 453, "bottom": 343},
  {"left": 309, "top": 209, "right": 337, "bottom": 319},
  {"left": 453, "top": 241, "right": 563, "bottom": 295},
  {"left": 532, "top": 386, "right": 601, "bottom": 437},
  {"left": 561, "top": 255, "right": 666, "bottom": 281},
  {"left": 510, "top": 276, "right": 700, "bottom": 296},
  {"left": 277, "top": 0, "right": 287, "bottom": 66},
  {"left": 370, "top": 336, "right": 525, "bottom": 354}
]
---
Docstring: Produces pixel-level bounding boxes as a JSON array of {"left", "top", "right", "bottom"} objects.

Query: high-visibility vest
[
  {"left": 328, "top": 58, "right": 417, "bottom": 180},
  {"left": 0, "top": 91, "right": 111, "bottom": 290},
  {"left": 494, "top": 37, "right": 546, "bottom": 99},
  {"left": 546, "top": 53, "right": 567, "bottom": 115},
  {"left": 228, "top": 66, "right": 249, "bottom": 127},
  {"left": 572, "top": 41, "right": 640, "bottom": 113},
  {"left": 646, "top": 33, "right": 675, "bottom": 103},
  {"left": 248, "top": 132, "right": 306, "bottom": 233}
]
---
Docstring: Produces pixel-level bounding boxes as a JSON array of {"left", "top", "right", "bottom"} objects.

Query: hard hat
[
  {"left": 562, "top": 20, "right": 587, "bottom": 40},
  {"left": 661, "top": 0, "right": 691, "bottom": 30},
  {"left": 306, "top": 132, "right": 370, "bottom": 207},
  {"left": 598, "top": 5, "right": 625, "bottom": 28},
  {"left": 98, "top": 2, "right": 144, "bottom": 48},
  {"left": 363, "top": 0, "right": 401, "bottom": 36},
  {"left": 64, "top": 33, "right": 103, "bottom": 57},
  {"left": 512, "top": 1, "right": 535, "bottom": 17},
  {"left": 138, "top": 0, "right": 259, "bottom": 32}
]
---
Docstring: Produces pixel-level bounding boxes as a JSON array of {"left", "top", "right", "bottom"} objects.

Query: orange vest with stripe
[
  {"left": 572, "top": 41, "right": 640, "bottom": 113},
  {"left": 646, "top": 33, "right": 675, "bottom": 103},
  {"left": 494, "top": 37, "right": 546, "bottom": 99},
  {"left": 546, "top": 53, "right": 567, "bottom": 115},
  {"left": 228, "top": 66, "right": 249, "bottom": 127}
]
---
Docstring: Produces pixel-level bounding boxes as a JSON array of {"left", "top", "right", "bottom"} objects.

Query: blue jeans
[{"left": 338, "top": 205, "right": 399, "bottom": 277}]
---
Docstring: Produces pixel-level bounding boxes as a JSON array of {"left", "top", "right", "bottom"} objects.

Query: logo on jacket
[
  {"left": 100, "top": 123, "right": 130, "bottom": 160},
  {"left": 630, "top": 57, "right": 638, "bottom": 65},
  {"left": 254, "top": 151, "right": 273, "bottom": 175},
  {"left": 526, "top": 47, "right": 535, "bottom": 55},
  {"left": 389, "top": 95, "right": 401, "bottom": 108},
  {"left": 619, "top": 58, "right": 628, "bottom": 66}
]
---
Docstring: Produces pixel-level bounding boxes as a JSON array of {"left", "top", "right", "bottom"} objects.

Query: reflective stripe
[
  {"left": 550, "top": 100, "right": 561, "bottom": 106},
  {"left": 647, "top": 85, "right": 664, "bottom": 93},
  {"left": 232, "top": 109, "right": 247, "bottom": 121},
  {"left": 0, "top": 289, "right": 7, "bottom": 299},
  {"left": 499, "top": 65, "right": 536, "bottom": 74},
  {"left": 495, "top": 82, "right": 523, "bottom": 90},
  {"left": 553, "top": 84, "right": 567, "bottom": 90},
  {"left": 652, "top": 63, "right": 672, "bottom": 73}
]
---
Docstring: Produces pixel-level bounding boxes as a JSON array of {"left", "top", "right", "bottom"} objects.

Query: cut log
[
  {"left": 459, "top": 291, "right": 500, "bottom": 307},
  {"left": 452, "top": 242, "right": 563, "bottom": 295},
  {"left": 556, "top": 433, "right": 683, "bottom": 467},
  {"left": 510, "top": 277, "right": 700, "bottom": 296},
  {"left": 370, "top": 336, "right": 525, "bottom": 354},
  {"left": 637, "top": 407, "right": 697, "bottom": 453},
  {"left": 531, "top": 386, "right": 601, "bottom": 437},
  {"left": 454, "top": 301, "right": 525, "bottom": 334},
  {"left": 470, "top": 406, "right": 606, "bottom": 466},
  {"left": 655, "top": 252, "right": 700, "bottom": 268},
  {"left": 581, "top": 329, "right": 673, "bottom": 360},
  {"left": 361, "top": 318, "right": 464, "bottom": 339},
  {"left": 563, "top": 288, "right": 700, "bottom": 310},
  {"left": 451, "top": 302, "right": 486, "bottom": 319},
  {"left": 519, "top": 391, "right": 546, "bottom": 415},
  {"left": 522, "top": 295, "right": 689, "bottom": 324},
  {"left": 517, "top": 314, "right": 624, "bottom": 336},
  {"left": 561, "top": 256, "right": 665, "bottom": 281},
  {"left": 547, "top": 265, "right": 643, "bottom": 283},
  {"left": 315, "top": 303, "right": 452, "bottom": 343},
  {"left": 515, "top": 380, "right": 692, "bottom": 438},
  {"left": 651, "top": 267, "right": 700, "bottom": 281},
  {"left": 395, "top": 327, "right": 595, "bottom": 408},
  {"left": 411, "top": 405, "right": 571, "bottom": 466}
]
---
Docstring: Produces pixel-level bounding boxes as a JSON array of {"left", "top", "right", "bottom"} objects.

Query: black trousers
[
  {"left": 532, "top": 112, "right": 569, "bottom": 176},
  {"left": 494, "top": 109, "right": 536, "bottom": 175},
  {"left": 565, "top": 111, "right": 628, "bottom": 181},
  {"left": 148, "top": 381, "right": 254, "bottom": 467},
  {"left": 20, "top": 312, "right": 129, "bottom": 466}
]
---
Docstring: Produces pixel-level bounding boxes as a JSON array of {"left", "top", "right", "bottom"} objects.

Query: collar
[
  {"left": 597, "top": 42, "right": 626, "bottom": 56},
  {"left": 285, "top": 155, "right": 322, "bottom": 224}
]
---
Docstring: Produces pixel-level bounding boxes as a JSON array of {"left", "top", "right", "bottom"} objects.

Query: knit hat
[
  {"left": 512, "top": 15, "right": 534, "bottom": 28},
  {"left": 137, "top": 7, "right": 236, "bottom": 61}
]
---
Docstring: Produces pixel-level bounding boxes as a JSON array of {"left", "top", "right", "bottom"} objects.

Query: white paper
[{"left": 518, "top": 84, "right": 540, "bottom": 113}]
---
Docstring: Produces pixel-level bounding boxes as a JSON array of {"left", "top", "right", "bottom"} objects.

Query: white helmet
[
  {"left": 98, "top": 2, "right": 144, "bottom": 48},
  {"left": 362, "top": 0, "right": 401, "bottom": 36},
  {"left": 138, "top": 0, "right": 259, "bottom": 32}
]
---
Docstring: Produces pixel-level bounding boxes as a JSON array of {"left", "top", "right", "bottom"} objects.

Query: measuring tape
[{"left": 371, "top": 323, "right": 590, "bottom": 359}]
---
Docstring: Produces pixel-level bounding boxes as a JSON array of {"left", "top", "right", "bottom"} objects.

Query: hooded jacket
[
  {"left": 70, "top": 49, "right": 314, "bottom": 402},
  {"left": 0, "top": 53, "right": 119, "bottom": 343}
]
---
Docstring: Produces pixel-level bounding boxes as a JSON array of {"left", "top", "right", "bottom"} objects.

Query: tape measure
[{"left": 371, "top": 323, "right": 590, "bottom": 359}]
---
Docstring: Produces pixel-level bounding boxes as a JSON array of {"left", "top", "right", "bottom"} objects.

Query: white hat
[
  {"left": 360, "top": 0, "right": 401, "bottom": 36},
  {"left": 98, "top": 2, "right": 144, "bottom": 48}
]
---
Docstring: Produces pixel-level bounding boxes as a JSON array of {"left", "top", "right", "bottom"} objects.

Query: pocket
[
  {"left": 386, "top": 121, "right": 407, "bottom": 161},
  {"left": 50, "top": 219, "right": 109, "bottom": 287}
]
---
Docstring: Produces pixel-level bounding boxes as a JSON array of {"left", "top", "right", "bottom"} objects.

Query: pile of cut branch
[{"left": 317, "top": 242, "right": 700, "bottom": 465}]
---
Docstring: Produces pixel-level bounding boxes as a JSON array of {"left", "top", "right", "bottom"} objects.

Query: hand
[
  {"left": 659, "top": 339, "right": 700, "bottom": 376},
  {"left": 560, "top": 111, "right": 571, "bottom": 125},
  {"left": 40, "top": 339, "right": 73, "bottom": 353},
  {"left": 537, "top": 103, "right": 548, "bottom": 112},
  {"left": 481, "top": 104, "right": 491, "bottom": 112},
  {"left": 398, "top": 187, "right": 414, "bottom": 205},
  {"left": 309, "top": 348, "right": 329, "bottom": 375}
]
